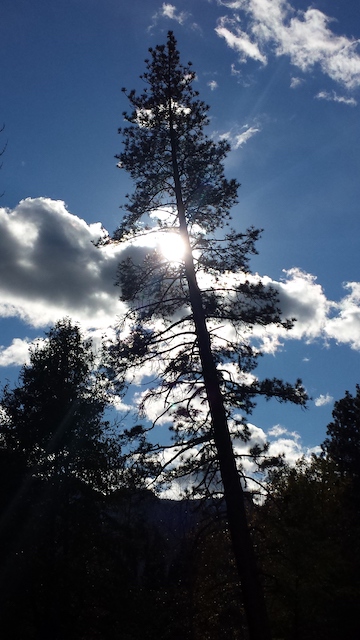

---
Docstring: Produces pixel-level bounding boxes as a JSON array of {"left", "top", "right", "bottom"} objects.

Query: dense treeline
[{"left": 0, "top": 319, "right": 360, "bottom": 638}]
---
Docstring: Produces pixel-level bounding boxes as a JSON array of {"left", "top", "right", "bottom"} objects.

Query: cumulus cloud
[
  {"left": 251, "top": 268, "right": 360, "bottom": 354},
  {"left": 217, "top": 0, "right": 360, "bottom": 90},
  {"left": 275, "top": 268, "right": 330, "bottom": 341},
  {"left": 314, "top": 393, "right": 333, "bottom": 407},
  {"left": 0, "top": 338, "right": 31, "bottom": 367},
  {"left": 2, "top": 199, "right": 360, "bottom": 371},
  {"left": 0, "top": 198, "right": 126, "bottom": 330},
  {"left": 147, "top": 419, "right": 321, "bottom": 500},
  {"left": 267, "top": 424, "right": 320, "bottom": 461},
  {"left": 268, "top": 424, "right": 287, "bottom": 437},
  {"left": 325, "top": 282, "right": 360, "bottom": 349},
  {"left": 233, "top": 422, "right": 321, "bottom": 491},
  {"left": 315, "top": 90, "right": 357, "bottom": 106}
]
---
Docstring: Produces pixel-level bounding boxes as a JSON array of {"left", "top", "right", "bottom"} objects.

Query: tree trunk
[{"left": 169, "top": 118, "right": 271, "bottom": 640}]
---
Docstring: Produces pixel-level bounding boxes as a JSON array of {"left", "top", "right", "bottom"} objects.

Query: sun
[{"left": 158, "top": 232, "right": 186, "bottom": 263}]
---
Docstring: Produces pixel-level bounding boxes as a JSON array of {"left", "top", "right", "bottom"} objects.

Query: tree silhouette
[
  {"left": 0, "top": 318, "right": 116, "bottom": 490},
  {"left": 322, "top": 385, "right": 360, "bottom": 485},
  {"left": 255, "top": 456, "right": 360, "bottom": 639},
  {"left": 109, "top": 32, "right": 306, "bottom": 639},
  {"left": 0, "top": 319, "right": 125, "bottom": 638}
]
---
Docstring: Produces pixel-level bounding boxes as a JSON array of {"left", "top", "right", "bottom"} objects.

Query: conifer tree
[
  {"left": 110, "top": 32, "right": 306, "bottom": 640},
  {"left": 322, "top": 384, "right": 360, "bottom": 485},
  {"left": 0, "top": 319, "right": 116, "bottom": 491}
]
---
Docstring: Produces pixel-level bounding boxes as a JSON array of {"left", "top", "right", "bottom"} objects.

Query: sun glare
[{"left": 158, "top": 232, "right": 186, "bottom": 263}]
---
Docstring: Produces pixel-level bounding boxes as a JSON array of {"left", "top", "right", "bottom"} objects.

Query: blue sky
[{"left": 1, "top": 0, "right": 360, "bottom": 464}]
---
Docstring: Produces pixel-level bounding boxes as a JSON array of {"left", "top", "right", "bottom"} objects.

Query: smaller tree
[
  {"left": 0, "top": 318, "right": 118, "bottom": 492},
  {"left": 0, "top": 319, "right": 125, "bottom": 639},
  {"left": 321, "top": 385, "right": 360, "bottom": 484},
  {"left": 255, "top": 456, "right": 360, "bottom": 640}
]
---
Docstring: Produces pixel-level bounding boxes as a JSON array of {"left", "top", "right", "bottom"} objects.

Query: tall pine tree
[{"left": 109, "top": 32, "right": 306, "bottom": 639}]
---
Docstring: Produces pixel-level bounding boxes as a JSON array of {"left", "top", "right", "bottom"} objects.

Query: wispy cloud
[
  {"left": 233, "top": 125, "right": 260, "bottom": 147},
  {"left": 231, "top": 63, "right": 241, "bottom": 76},
  {"left": 290, "top": 76, "right": 304, "bottom": 89},
  {"left": 216, "top": 15, "right": 267, "bottom": 65},
  {"left": 149, "top": 3, "right": 199, "bottom": 31},
  {"left": 160, "top": 3, "right": 188, "bottom": 24},
  {"left": 208, "top": 80, "right": 219, "bottom": 90},
  {"left": 217, "top": 0, "right": 360, "bottom": 90},
  {"left": 315, "top": 90, "right": 357, "bottom": 106},
  {"left": 314, "top": 393, "right": 334, "bottom": 407},
  {"left": 220, "top": 124, "right": 261, "bottom": 148}
]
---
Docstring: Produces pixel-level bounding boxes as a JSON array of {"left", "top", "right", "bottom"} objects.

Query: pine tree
[
  {"left": 0, "top": 319, "right": 126, "bottom": 637},
  {"left": 322, "top": 384, "right": 360, "bottom": 485},
  {"left": 0, "top": 318, "right": 116, "bottom": 490},
  {"left": 109, "top": 32, "right": 306, "bottom": 639}
]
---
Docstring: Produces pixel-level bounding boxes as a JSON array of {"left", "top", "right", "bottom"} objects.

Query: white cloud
[
  {"left": 268, "top": 424, "right": 287, "bottom": 437},
  {"left": 0, "top": 198, "right": 126, "bottom": 330},
  {"left": 220, "top": 124, "right": 261, "bottom": 148},
  {"left": 234, "top": 125, "right": 260, "bottom": 147},
  {"left": 231, "top": 63, "right": 242, "bottom": 77},
  {"left": 233, "top": 422, "right": 321, "bottom": 489},
  {"left": 266, "top": 424, "right": 321, "bottom": 462},
  {"left": 155, "top": 419, "right": 321, "bottom": 499},
  {"left": 275, "top": 268, "right": 330, "bottom": 342},
  {"left": 149, "top": 3, "right": 191, "bottom": 30},
  {"left": 0, "top": 338, "right": 31, "bottom": 366},
  {"left": 208, "top": 80, "right": 219, "bottom": 90},
  {"left": 216, "top": 16, "right": 267, "bottom": 65},
  {"left": 217, "top": 0, "right": 360, "bottom": 90},
  {"left": 314, "top": 393, "right": 333, "bottom": 407},
  {"left": 290, "top": 76, "right": 304, "bottom": 89},
  {"left": 251, "top": 268, "right": 360, "bottom": 354},
  {"left": 315, "top": 90, "right": 357, "bottom": 106},
  {"left": 2, "top": 200, "right": 360, "bottom": 373},
  {"left": 161, "top": 3, "right": 188, "bottom": 24},
  {"left": 325, "top": 282, "right": 360, "bottom": 349}
]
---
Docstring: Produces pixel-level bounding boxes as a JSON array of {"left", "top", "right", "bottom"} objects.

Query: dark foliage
[
  {"left": 322, "top": 384, "right": 360, "bottom": 486},
  {"left": 0, "top": 320, "right": 124, "bottom": 638},
  {"left": 0, "top": 319, "right": 118, "bottom": 490},
  {"left": 254, "top": 456, "right": 360, "bottom": 640}
]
